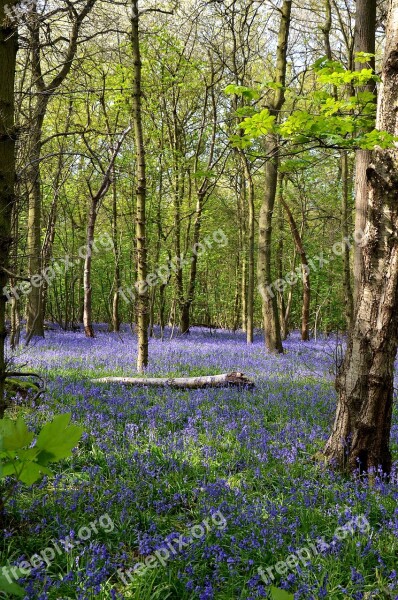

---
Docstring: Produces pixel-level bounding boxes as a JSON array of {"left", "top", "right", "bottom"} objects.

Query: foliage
[
  {"left": 0, "top": 413, "right": 83, "bottom": 486},
  {"left": 0, "top": 413, "right": 83, "bottom": 596},
  {"left": 228, "top": 56, "right": 396, "bottom": 151}
]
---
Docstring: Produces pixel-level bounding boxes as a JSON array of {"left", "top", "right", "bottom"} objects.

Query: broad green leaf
[
  {"left": 0, "top": 567, "right": 25, "bottom": 597},
  {"left": 270, "top": 587, "right": 294, "bottom": 600},
  {"left": 14, "top": 461, "right": 53, "bottom": 485},
  {"left": 1, "top": 459, "right": 52, "bottom": 484},
  {"left": 0, "top": 418, "right": 34, "bottom": 451},
  {"left": 35, "top": 413, "right": 83, "bottom": 464}
]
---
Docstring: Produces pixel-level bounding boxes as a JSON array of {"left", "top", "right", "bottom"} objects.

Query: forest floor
[{"left": 2, "top": 327, "right": 398, "bottom": 599}]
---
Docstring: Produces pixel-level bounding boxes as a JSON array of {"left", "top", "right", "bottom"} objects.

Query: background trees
[{"left": 1, "top": 0, "right": 393, "bottom": 381}]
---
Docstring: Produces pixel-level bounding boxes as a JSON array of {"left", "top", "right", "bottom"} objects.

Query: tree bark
[
  {"left": 323, "top": 0, "right": 398, "bottom": 475},
  {"left": 131, "top": 0, "right": 149, "bottom": 371},
  {"left": 257, "top": 0, "right": 292, "bottom": 353},
  {"left": 0, "top": 0, "right": 18, "bottom": 417},
  {"left": 353, "top": 0, "right": 377, "bottom": 307},
  {"left": 111, "top": 175, "right": 121, "bottom": 332},
  {"left": 341, "top": 152, "right": 354, "bottom": 330}
]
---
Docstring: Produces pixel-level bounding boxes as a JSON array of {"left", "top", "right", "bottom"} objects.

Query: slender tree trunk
[
  {"left": 233, "top": 256, "right": 240, "bottom": 332},
  {"left": 111, "top": 176, "right": 121, "bottom": 332},
  {"left": 243, "top": 157, "right": 255, "bottom": 344},
  {"left": 280, "top": 195, "right": 310, "bottom": 341},
  {"left": 41, "top": 192, "right": 58, "bottom": 323},
  {"left": 10, "top": 201, "right": 20, "bottom": 350},
  {"left": 26, "top": 106, "right": 46, "bottom": 338},
  {"left": 323, "top": 0, "right": 398, "bottom": 475},
  {"left": 239, "top": 172, "right": 247, "bottom": 333},
  {"left": 0, "top": 0, "right": 17, "bottom": 417},
  {"left": 257, "top": 0, "right": 291, "bottom": 353},
  {"left": 83, "top": 199, "right": 96, "bottom": 338},
  {"left": 276, "top": 181, "right": 288, "bottom": 339},
  {"left": 131, "top": 0, "right": 148, "bottom": 370}
]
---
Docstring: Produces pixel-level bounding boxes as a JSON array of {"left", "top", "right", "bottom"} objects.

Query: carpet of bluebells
[{"left": 2, "top": 326, "right": 398, "bottom": 600}]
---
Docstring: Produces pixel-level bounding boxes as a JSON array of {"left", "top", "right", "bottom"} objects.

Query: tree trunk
[
  {"left": 323, "top": 0, "right": 398, "bottom": 475},
  {"left": 41, "top": 190, "right": 58, "bottom": 324},
  {"left": 341, "top": 152, "right": 354, "bottom": 330},
  {"left": 276, "top": 180, "right": 289, "bottom": 339},
  {"left": 244, "top": 157, "right": 255, "bottom": 344},
  {"left": 26, "top": 105, "right": 46, "bottom": 338},
  {"left": 83, "top": 199, "right": 96, "bottom": 338},
  {"left": 280, "top": 195, "right": 310, "bottom": 341},
  {"left": 239, "top": 172, "right": 247, "bottom": 333},
  {"left": 9, "top": 201, "right": 20, "bottom": 350},
  {"left": 111, "top": 176, "right": 121, "bottom": 332},
  {"left": 258, "top": 136, "right": 284, "bottom": 352},
  {"left": 353, "top": 0, "right": 376, "bottom": 307},
  {"left": 257, "top": 0, "right": 291, "bottom": 353},
  {"left": 131, "top": 0, "right": 148, "bottom": 371},
  {"left": 0, "top": 0, "right": 18, "bottom": 417}
]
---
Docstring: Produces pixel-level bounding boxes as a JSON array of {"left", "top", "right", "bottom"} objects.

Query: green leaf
[
  {"left": 224, "top": 84, "right": 260, "bottom": 100},
  {"left": 270, "top": 587, "right": 294, "bottom": 600},
  {"left": 355, "top": 51, "right": 375, "bottom": 64},
  {"left": 0, "top": 567, "right": 25, "bottom": 597},
  {"left": 35, "top": 413, "right": 83, "bottom": 464},
  {"left": 0, "top": 417, "right": 34, "bottom": 451},
  {"left": 1, "top": 459, "right": 52, "bottom": 485},
  {"left": 239, "top": 109, "right": 275, "bottom": 137},
  {"left": 358, "top": 130, "right": 397, "bottom": 149}
]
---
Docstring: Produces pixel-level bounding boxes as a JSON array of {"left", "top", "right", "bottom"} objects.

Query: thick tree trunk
[
  {"left": 341, "top": 152, "right": 354, "bottom": 330},
  {"left": 323, "top": 0, "right": 398, "bottom": 475},
  {"left": 0, "top": 1, "right": 17, "bottom": 417},
  {"left": 92, "top": 372, "right": 254, "bottom": 389},
  {"left": 257, "top": 0, "right": 291, "bottom": 353},
  {"left": 132, "top": 0, "right": 149, "bottom": 371},
  {"left": 353, "top": 0, "right": 376, "bottom": 307}
]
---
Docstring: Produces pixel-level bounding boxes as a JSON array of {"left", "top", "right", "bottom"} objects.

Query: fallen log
[{"left": 91, "top": 372, "right": 254, "bottom": 389}]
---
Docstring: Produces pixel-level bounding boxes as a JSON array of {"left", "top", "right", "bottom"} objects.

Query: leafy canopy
[{"left": 225, "top": 55, "right": 396, "bottom": 151}]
